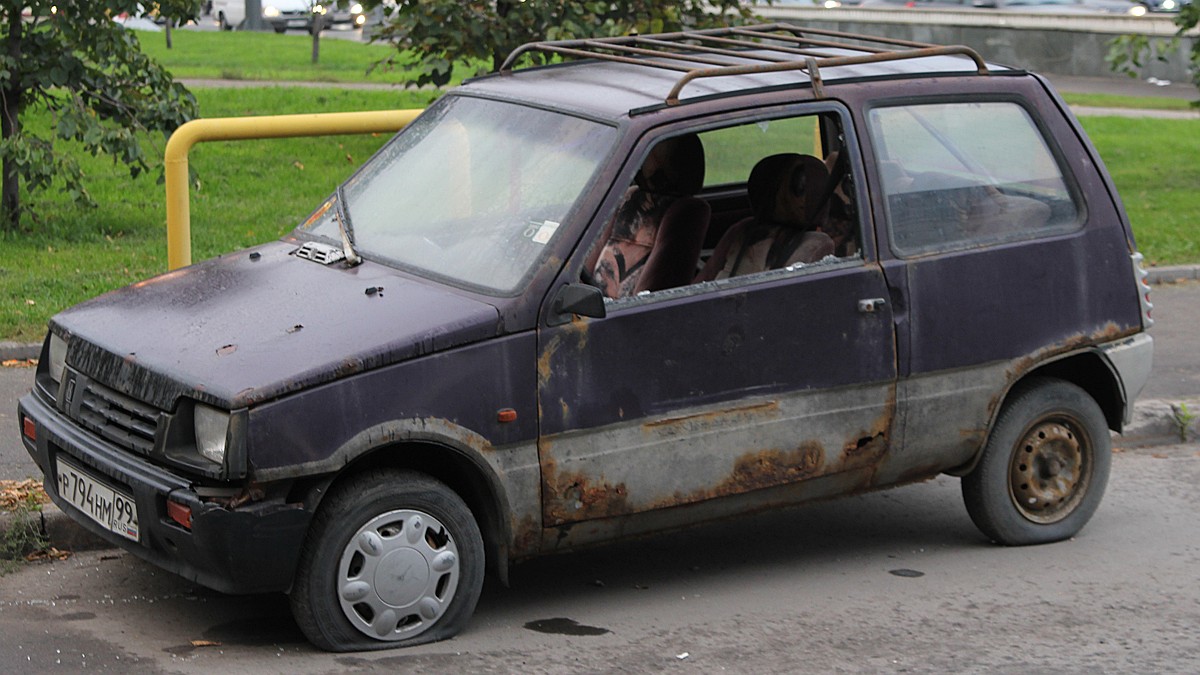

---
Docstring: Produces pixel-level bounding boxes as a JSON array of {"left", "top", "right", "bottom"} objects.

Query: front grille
[{"left": 76, "top": 380, "right": 160, "bottom": 456}]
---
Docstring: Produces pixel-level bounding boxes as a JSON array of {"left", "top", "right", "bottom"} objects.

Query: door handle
[{"left": 858, "top": 298, "right": 886, "bottom": 313}]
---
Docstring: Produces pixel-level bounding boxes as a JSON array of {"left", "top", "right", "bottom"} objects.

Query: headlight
[
  {"left": 263, "top": 5, "right": 281, "bottom": 17},
  {"left": 350, "top": 3, "right": 363, "bottom": 13},
  {"left": 194, "top": 404, "right": 231, "bottom": 465},
  {"left": 1128, "top": 4, "right": 1147, "bottom": 15},
  {"left": 1162, "top": 0, "right": 1176, "bottom": 8},
  {"left": 48, "top": 333, "right": 68, "bottom": 387},
  {"left": 313, "top": 4, "right": 328, "bottom": 14}
]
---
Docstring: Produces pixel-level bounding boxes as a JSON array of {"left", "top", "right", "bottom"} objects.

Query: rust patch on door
[
  {"left": 719, "top": 442, "right": 826, "bottom": 494},
  {"left": 633, "top": 441, "right": 830, "bottom": 512},
  {"left": 539, "top": 453, "right": 631, "bottom": 525},
  {"left": 642, "top": 400, "right": 781, "bottom": 435},
  {"left": 536, "top": 335, "right": 561, "bottom": 386},
  {"left": 835, "top": 393, "right": 894, "bottom": 475},
  {"left": 538, "top": 319, "right": 591, "bottom": 386}
]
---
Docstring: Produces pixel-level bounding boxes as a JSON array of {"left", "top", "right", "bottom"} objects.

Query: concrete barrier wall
[{"left": 758, "top": 7, "right": 1196, "bottom": 82}]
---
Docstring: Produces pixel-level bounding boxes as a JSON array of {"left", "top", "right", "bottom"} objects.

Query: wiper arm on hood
[{"left": 335, "top": 188, "right": 363, "bottom": 267}]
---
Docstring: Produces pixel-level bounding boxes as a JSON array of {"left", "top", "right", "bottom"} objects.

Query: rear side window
[{"left": 868, "top": 101, "right": 1080, "bottom": 256}]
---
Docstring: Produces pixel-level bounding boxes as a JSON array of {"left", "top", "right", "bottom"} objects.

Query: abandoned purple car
[{"left": 19, "top": 24, "right": 1153, "bottom": 651}]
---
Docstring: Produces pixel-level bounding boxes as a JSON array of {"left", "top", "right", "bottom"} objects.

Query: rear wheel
[
  {"left": 962, "top": 377, "right": 1111, "bottom": 545},
  {"left": 290, "top": 469, "right": 484, "bottom": 651}
]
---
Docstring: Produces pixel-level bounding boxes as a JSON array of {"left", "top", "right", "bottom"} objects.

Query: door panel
[{"left": 536, "top": 263, "right": 897, "bottom": 526}]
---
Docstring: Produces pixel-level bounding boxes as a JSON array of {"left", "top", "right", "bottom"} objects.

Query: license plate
[
  {"left": 55, "top": 457, "right": 140, "bottom": 542},
  {"left": 287, "top": 18, "right": 306, "bottom": 27}
]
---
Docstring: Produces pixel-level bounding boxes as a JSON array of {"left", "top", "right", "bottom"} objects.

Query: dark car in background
[{"left": 19, "top": 24, "right": 1153, "bottom": 652}]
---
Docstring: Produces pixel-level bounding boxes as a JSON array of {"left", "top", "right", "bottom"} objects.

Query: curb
[
  {"left": 1116, "top": 397, "right": 1200, "bottom": 449},
  {"left": 1146, "top": 264, "right": 1200, "bottom": 285},
  {"left": 0, "top": 341, "right": 39, "bottom": 362},
  {"left": 2, "top": 398, "right": 1195, "bottom": 557}
]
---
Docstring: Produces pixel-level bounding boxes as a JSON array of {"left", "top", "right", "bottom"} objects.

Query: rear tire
[
  {"left": 289, "top": 469, "right": 484, "bottom": 652},
  {"left": 962, "top": 377, "right": 1111, "bottom": 546}
]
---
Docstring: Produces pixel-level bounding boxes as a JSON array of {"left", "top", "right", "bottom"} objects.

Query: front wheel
[
  {"left": 962, "top": 377, "right": 1111, "bottom": 546},
  {"left": 290, "top": 469, "right": 485, "bottom": 651}
]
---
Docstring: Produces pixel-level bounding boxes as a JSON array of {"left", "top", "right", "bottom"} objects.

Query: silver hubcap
[{"left": 337, "top": 509, "right": 460, "bottom": 641}]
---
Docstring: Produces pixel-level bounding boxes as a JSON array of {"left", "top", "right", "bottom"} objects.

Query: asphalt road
[{"left": 1, "top": 440, "right": 1197, "bottom": 673}]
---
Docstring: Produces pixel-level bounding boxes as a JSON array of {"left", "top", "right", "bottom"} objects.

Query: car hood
[{"left": 51, "top": 240, "right": 503, "bottom": 411}]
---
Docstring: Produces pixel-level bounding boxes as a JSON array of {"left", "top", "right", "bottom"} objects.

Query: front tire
[
  {"left": 962, "top": 377, "right": 1111, "bottom": 546},
  {"left": 290, "top": 469, "right": 484, "bottom": 651}
]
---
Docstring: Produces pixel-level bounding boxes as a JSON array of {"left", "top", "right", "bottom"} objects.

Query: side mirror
[{"left": 547, "top": 283, "right": 606, "bottom": 327}]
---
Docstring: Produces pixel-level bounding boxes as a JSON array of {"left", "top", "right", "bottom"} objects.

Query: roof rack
[{"left": 500, "top": 23, "right": 990, "bottom": 105}]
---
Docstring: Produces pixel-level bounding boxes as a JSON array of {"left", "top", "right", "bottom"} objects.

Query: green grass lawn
[
  {"left": 139, "top": 27, "right": 399, "bottom": 83},
  {"left": 1060, "top": 92, "right": 1197, "bottom": 112},
  {"left": 0, "top": 86, "right": 431, "bottom": 342},
  {"left": 1083, "top": 116, "right": 1200, "bottom": 266},
  {"left": 138, "top": 27, "right": 485, "bottom": 86},
  {"left": 0, "top": 79, "right": 1197, "bottom": 342}
]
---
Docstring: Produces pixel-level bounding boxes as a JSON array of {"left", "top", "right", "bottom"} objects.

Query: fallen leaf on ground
[
  {"left": 190, "top": 640, "right": 223, "bottom": 648},
  {"left": 0, "top": 479, "right": 50, "bottom": 510},
  {"left": 26, "top": 547, "right": 71, "bottom": 562}
]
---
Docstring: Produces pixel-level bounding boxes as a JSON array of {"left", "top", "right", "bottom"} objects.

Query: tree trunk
[
  {"left": 311, "top": 14, "right": 324, "bottom": 64},
  {"left": 2, "top": 15, "right": 23, "bottom": 231},
  {"left": 491, "top": 0, "right": 515, "bottom": 73},
  {"left": 165, "top": 20, "right": 173, "bottom": 49}
]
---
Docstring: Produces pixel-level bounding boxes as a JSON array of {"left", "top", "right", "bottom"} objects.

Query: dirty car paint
[{"left": 52, "top": 240, "right": 503, "bottom": 412}]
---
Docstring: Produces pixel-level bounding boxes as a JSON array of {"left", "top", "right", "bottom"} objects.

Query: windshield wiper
[{"left": 334, "top": 187, "right": 362, "bottom": 267}]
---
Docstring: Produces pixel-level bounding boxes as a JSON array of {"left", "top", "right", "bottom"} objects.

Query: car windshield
[{"left": 299, "top": 95, "right": 616, "bottom": 294}]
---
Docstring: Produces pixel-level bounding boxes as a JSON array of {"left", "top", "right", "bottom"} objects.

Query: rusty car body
[{"left": 18, "top": 24, "right": 1153, "bottom": 651}]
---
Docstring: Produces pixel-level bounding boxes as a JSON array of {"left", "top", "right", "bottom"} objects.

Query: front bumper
[{"left": 18, "top": 390, "right": 311, "bottom": 595}]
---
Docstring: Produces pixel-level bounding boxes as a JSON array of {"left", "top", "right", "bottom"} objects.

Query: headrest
[
  {"left": 635, "top": 134, "right": 705, "bottom": 196},
  {"left": 747, "top": 153, "right": 830, "bottom": 229}
]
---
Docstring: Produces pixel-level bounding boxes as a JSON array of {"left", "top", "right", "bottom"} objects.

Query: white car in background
[{"left": 212, "top": 0, "right": 365, "bottom": 32}]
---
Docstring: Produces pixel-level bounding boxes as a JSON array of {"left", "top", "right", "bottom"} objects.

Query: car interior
[{"left": 583, "top": 112, "right": 862, "bottom": 300}]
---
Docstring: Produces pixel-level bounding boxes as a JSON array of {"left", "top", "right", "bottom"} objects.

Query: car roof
[{"left": 461, "top": 23, "right": 1013, "bottom": 121}]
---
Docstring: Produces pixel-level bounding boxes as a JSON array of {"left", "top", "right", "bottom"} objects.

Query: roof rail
[{"left": 500, "top": 23, "right": 990, "bottom": 105}]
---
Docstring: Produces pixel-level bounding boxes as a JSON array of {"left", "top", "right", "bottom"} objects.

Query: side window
[
  {"left": 868, "top": 101, "right": 1080, "bottom": 255},
  {"left": 581, "top": 111, "right": 865, "bottom": 301}
]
